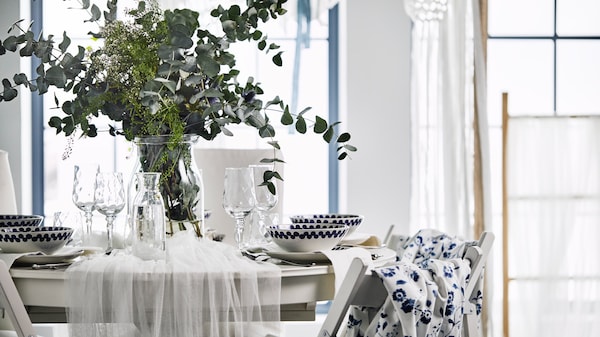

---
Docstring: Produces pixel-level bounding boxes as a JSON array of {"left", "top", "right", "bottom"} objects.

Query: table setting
[{"left": 0, "top": 163, "right": 396, "bottom": 337}]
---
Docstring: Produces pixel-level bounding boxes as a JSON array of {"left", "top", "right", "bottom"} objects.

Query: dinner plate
[
  {"left": 340, "top": 232, "right": 372, "bottom": 245},
  {"left": 15, "top": 247, "right": 84, "bottom": 265},
  {"left": 249, "top": 244, "right": 397, "bottom": 266}
]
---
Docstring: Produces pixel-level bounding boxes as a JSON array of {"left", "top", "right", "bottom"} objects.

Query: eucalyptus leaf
[
  {"left": 272, "top": 52, "right": 283, "bottom": 66},
  {"left": 337, "top": 132, "right": 351, "bottom": 143},
  {"left": 280, "top": 109, "right": 293, "bottom": 125},
  {"left": 87, "top": 4, "right": 102, "bottom": 22},
  {"left": 13, "top": 73, "right": 28, "bottom": 86},
  {"left": 295, "top": 116, "right": 307, "bottom": 134},
  {"left": 58, "top": 32, "right": 71, "bottom": 53},
  {"left": 314, "top": 116, "right": 327, "bottom": 133},
  {"left": 1, "top": 79, "right": 17, "bottom": 101}
]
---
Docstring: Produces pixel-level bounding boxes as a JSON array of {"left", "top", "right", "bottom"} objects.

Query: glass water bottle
[{"left": 131, "top": 172, "right": 166, "bottom": 260}]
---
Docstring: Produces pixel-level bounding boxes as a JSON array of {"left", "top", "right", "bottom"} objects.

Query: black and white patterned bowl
[
  {"left": 0, "top": 214, "right": 44, "bottom": 228},
  {"left": 0, "top": 226, "right": 74, "bottom": 254},
  {"left": 289, "top": 214, "right": 364, "bottom": 235},
  {"left": 267, "top": 224, "right": 349, "bottom": 252}
]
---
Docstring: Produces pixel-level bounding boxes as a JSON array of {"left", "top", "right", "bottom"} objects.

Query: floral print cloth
[{"left": 341, "top": 229, "right": 481, "bottom": 337}]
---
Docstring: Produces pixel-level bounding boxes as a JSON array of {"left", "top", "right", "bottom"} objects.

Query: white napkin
[
  {"left": 0, "top": 252, "right": 36, "bottom": 268},
  {"left": 0, "top": 246, "right": 85, "bottom": 267},
  {"left": 320, "top": 247, "right": 374, "bottom": 294}
]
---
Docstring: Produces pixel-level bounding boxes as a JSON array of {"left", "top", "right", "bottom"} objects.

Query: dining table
[
  {"left": 9, "top": 262, "right": 335, "bottom": 323},
  {"left": 6, "top": 244, "right": 395, "bottom": 326}
]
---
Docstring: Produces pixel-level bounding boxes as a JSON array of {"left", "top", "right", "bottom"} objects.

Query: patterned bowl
[
  {"left": 289, "top": 214, "right": 364, "bottom": 235},
  {"left": 0, "top": 214, "right": 44, "bottom": 228},
  {"left": 267, "top": 224, "right": 349, "bottom": 252},
  {"left": 0, "top": 226, "right": 74, "bottom": 254}
]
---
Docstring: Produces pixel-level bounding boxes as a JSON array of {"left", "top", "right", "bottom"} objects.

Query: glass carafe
[{"left": 131, "top": 172, "right": 166, "bottom": 260}]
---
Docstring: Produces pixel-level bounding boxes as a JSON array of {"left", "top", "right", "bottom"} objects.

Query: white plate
[
  {"left": 249, "top": 244, "right": 397, "bottom": 266},
  {"left": 15, "top": 247, "right": 84, "bottom": 265},
  {"left": 340, "top": 232, "right": 372, "bottom": 245}
]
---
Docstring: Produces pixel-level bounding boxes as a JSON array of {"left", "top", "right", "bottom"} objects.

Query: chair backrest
[
  {"left": 319, "top": 231, "right": 494, "bottom": 337},
  {"left": 0, "top": 150, "right": 17, "bottom": 214},
  {"left": 193, "top": 148, "right": 284, "bottom": 245},
  {"left": 0, "top": 260, "right": 37, "bottom": 337}
]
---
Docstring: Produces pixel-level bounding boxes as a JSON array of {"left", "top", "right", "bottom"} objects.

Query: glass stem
[
  {"left": 84, "top": 210, "right": 93, "bottom": 239},
  {"left": 257, "top": 211, "right": 268, "bottom": 238},
  {"left": 106, "top": 215, "right": 116, "bottom": 253},
  {"left": 234, "top": 217, "right": 245, "bottom": 250}
]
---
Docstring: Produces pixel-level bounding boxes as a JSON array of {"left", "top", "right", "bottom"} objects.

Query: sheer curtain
[
  {"left": 405, "top": 0, "right": 490, "bottom": 240},
  {"left": 505, "top": 117, "right": 600, "bottom": 337}
]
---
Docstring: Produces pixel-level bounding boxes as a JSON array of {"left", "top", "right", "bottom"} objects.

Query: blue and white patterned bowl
[
  {"left": 289, "top": 214, "right": 364, "bottom": 235},
  {"left": 0, "top": 226, "right": 74, "bottom": 254},
  {"left": 0, "top": 214, "right": 44, "bottom": 228},
  {"left": 267, "top": 224, "right": 349, "bottom": 252}
]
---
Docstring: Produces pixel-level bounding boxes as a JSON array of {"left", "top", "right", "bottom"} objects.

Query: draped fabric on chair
[
  {"left": 404, "top": 0, "right": 492, "bottom": 241},
  {"left": 503, "top": 114, "right": 600, "bottom": 337}
]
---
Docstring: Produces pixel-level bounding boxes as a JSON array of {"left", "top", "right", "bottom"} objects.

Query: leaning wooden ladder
[{"left": 318, "top": 232, "right": 495, "bottom": 337}]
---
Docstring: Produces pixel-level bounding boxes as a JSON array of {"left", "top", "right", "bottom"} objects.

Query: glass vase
[
  {"left": 131, "top": 172, "right": 166, "bottom": 260},
  {"left": 131, "top": 135, "right": 205, "bottom": 238}
]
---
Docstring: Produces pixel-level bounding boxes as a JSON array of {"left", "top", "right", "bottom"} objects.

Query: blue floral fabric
[{"left": 342, "top": 229, "right": 481, "bottom": 337}]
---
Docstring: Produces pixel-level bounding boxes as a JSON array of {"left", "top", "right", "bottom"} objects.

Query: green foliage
[{"left": 0, "top": 0, "right": 357, "bottom": 191}]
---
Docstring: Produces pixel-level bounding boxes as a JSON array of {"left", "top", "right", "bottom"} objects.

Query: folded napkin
[
  {"left": 0, "top": 246, "right": 85, "bottom": 268},
  {"left": 0, "top": 252, "right": 37, "bottom": 268},
  {"left": 339, "top": 232, "right": 383, "bottom": 247},
  {"left": 320, "top": 247, "right": 374, "bottom": 294}
]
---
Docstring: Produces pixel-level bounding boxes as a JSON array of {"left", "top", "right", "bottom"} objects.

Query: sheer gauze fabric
[
  {"left": 405, "top": 0, "right": 492, "bottom": 240},
  {"left": 506, "top": 117, "right": 600, "bottom": 337},
  {"left": 65, "top": 231, "right": 281, "bottom": 337}
]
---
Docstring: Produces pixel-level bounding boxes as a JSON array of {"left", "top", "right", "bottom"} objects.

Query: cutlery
[
  {"left": 31, "top": 262, "right": 72, "bottom": 270},
  {"left": 241, "top": 250, "right": 316, "bottom": 267}
]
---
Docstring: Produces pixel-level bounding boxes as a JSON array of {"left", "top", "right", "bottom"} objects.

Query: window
[
  {"left": 487, "top": 1, "right": 600, "bottom": 336},
  {"left": 37, "top": 1, "right": 337, "bottom": 228}
]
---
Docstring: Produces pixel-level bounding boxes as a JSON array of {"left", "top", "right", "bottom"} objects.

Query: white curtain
[
  {"left": 405, "top": 0, "right": 489, "bottom": 240},
  {"left": 506, "top": 117, "right": 600, "bottom": 337}
]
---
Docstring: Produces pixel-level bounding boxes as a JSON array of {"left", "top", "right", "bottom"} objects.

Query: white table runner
[{"left": 65, "top": 231, "right": 281, "bottom": 337}]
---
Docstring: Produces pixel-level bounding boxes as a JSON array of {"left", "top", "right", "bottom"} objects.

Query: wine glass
[
  {"left": 223, "top": 167, "right": 256, "bottom": 250},
  {"left": 95, "top": 172, "right": 126, "bottom": 254},
  {"left": 72, "top": 164, "right": 99, "bottom": 244},
  {"left": 249, "top": 164, "right": 278, "bottom": 245}
]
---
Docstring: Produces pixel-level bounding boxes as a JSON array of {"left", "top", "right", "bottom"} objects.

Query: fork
[{"left": 241, "top": 250, "right": 316, "bottom": 267}]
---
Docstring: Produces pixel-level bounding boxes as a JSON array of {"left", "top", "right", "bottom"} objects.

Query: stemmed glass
[
  {"left": 95, "top": 172, "right": 126, "bottom": 254},
  {"left": 223, "top": 167, "right": 256, "bottom": 250},
  {"left": 249, "top": 164, "right": 278, "bottom": 245},
  {"left": 72, "top": 164, "right": 99, "bottom": 244}
]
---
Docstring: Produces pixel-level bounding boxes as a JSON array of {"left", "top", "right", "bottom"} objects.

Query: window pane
[
  {"left": 41, "top": 1, "right": 332, "bottom": 220},
  {"left": 487, "top": 39, "right": 554, "bottom": 125},
  {"left": 557, "top": 0, "right": 600, "bottom": 36},
  {"left": 556, "top": 40, "right": 600, "bottom": 115},
  {"left": 488, "top": 0, "right": 554, "bottom": 36}
]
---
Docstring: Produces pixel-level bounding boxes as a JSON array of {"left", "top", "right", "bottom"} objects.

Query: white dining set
[{"left": 0, "top": 149, "right": 494, "bottom": 337}]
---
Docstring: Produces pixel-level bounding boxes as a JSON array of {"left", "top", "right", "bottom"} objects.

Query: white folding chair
[
  {"left": 0, "top": 260, "right": 38, "bottom": 337},
  {"left": 319, "top": 232, "right": 494, "bottom": 337}
]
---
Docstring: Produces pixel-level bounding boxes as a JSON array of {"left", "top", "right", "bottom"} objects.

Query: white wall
[{"left": 340, "top": 0, "right": 412, "bottom": 240}]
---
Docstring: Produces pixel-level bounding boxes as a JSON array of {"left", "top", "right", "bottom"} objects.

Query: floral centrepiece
[{"left": 0, "top": 0, "right": 356, "bottom": 237}]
